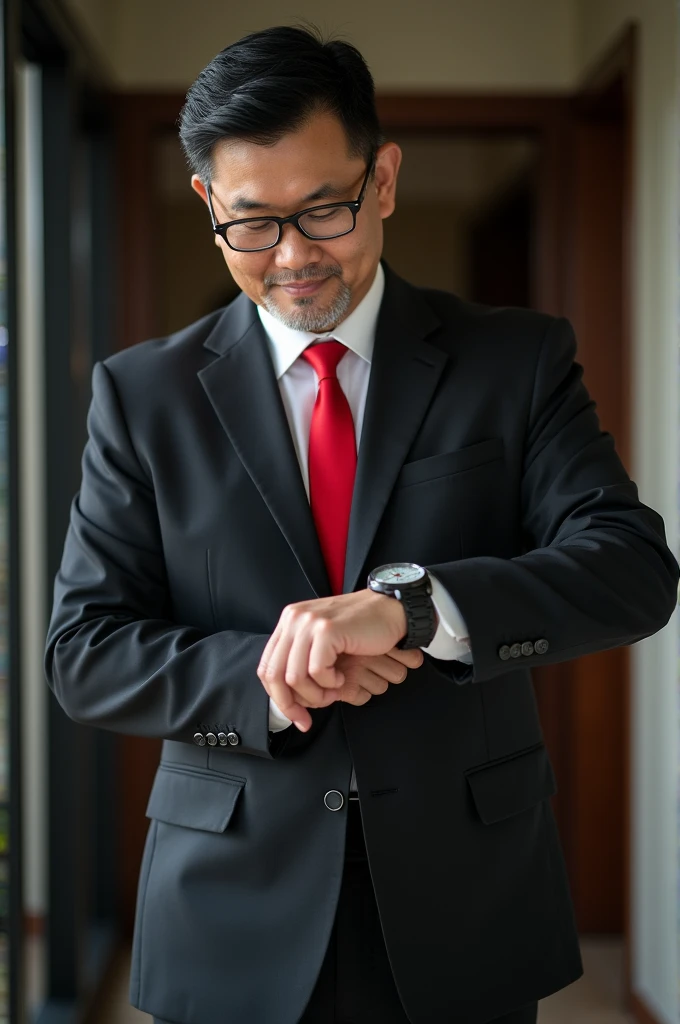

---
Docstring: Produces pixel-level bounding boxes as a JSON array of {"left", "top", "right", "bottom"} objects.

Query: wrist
[
  {"left": 371, "top": 588, "right": 408, "bottom": 639},
  {"left": 366, "top": 563, "right": 437, "bottom": 649}
]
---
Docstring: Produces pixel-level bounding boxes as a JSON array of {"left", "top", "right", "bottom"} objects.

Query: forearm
[
  {"left": 45, "top": 609, "right": 274, "bottom": 755},
  {"left": 426, "top": 511, "right": 678, "bottom": 685},
  {"left": 425, "top": 316, "right": 678, "bottom": 685}
]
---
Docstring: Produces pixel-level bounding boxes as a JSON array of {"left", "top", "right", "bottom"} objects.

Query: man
[{"left": 45, "top": 24, "right": 678, "bottom": 1024}]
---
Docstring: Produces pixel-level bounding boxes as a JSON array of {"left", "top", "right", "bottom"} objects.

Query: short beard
[{"left": 261, "top": 267, "right": 352, "bottom": 333}]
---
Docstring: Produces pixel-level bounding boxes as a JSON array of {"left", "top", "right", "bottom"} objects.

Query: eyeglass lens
[{"left": 226, "top": 205, "right": 355, "bottom": 250}]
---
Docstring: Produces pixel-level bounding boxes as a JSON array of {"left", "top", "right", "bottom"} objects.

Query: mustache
[{"left": 264, "top": 265, "right": 343, "bottom": 287}]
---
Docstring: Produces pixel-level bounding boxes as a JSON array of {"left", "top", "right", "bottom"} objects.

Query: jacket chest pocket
[
  {"left": 374, "top": 438, "right": 506, "bottom": 567},
  {"left": 395, "top": 437, "right": 504, "bottom": 489}
]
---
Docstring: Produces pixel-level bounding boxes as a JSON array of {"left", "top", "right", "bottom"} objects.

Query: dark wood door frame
[{"left": 571, "top": 20, "right": 639, "bottom": 1019}]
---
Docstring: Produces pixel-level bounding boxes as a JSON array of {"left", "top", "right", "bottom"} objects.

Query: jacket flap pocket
[
  {"left": 397, "top": 438, "right": 504, "bottom": 488},
  {"left": 465, "top": 743, "right": 556, "bottom": 825},
  {"left": 146, "top": 764, "right": 244, "bottom": 832}
]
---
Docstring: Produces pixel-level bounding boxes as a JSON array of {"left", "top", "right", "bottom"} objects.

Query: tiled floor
[{"left": 92, "top": 937, "right": 635, "bottom": 1023}]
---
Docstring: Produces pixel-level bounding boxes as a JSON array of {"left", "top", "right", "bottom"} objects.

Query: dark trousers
[
  {"left": 154, "top": 801, "right": 538, "bottom": 1024},
  {"left": 297, "top": 800, "right": 538, "bottom": 1024}
]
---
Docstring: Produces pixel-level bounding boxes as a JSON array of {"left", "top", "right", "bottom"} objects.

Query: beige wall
[{"left": 63, "top": 0, "right": 578, "bottom": 91}]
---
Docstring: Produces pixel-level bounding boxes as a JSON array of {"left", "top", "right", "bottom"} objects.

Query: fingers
[
  {"left": 307, "top": 620, "right": 345, "bottom": 690},
  {"left": 286, "top": 623, "right": 342, "bottom": 706},
  {"left": 267, "top": 687, "right": 313, "bottom": 732},
  {"left": 257, "top": 597, "right": 421, "bottom": 732},
  {"left": 348, "top": 667, "right": 390, "bottom": 696},
  {"left": 386, "top": 646, "right": 425, "bottom": 670},
  {"left": 257, "top": 612, "right": 343, "bottom": 730},
  {"left": 339, "top": 684, "right": 372, "bottom": 706},
  {"left": 354, "top": 652, "right": 419, "bottom": 685},
  {"left": 258, "top": 624, "right": 319, "bottom": 732}
]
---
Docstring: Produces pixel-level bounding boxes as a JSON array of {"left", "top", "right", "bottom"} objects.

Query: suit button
[
  {"left": 324, "top": 790, "right": 344, "bottom": 812},
  {"left": 509, "top": 643, "right": 522, "bottom": 658},
  {"left": 498, "top": 645, "right": 511, "bottom": 661},
  {"left": 226, "top": 731, "right": 240, "bottom": 746},
  {"left": 193, "top": 732, "right": 206, "bottom": 746},
  {"left": 205, "top": 732, "right": 218, "bottom": 746},
  {"left": 217, "top": 732, "right": 229, "bottom": 746},
  {"left": 534, "top": 638, "right": 549, "bottom": 655},
  {"left": 521, "top": 641, "right": 534, "bottom": 657}
]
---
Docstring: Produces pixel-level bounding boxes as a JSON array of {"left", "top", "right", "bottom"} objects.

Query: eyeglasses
[{"left": 206, "top": 159, "right": 375, "bottom": 252}]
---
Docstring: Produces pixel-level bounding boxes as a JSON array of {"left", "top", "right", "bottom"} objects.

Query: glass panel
[{"left": 0, "top": 1, "right": 9, "bottom": 1019}]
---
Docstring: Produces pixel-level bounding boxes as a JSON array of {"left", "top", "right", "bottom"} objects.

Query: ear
[
  {"left": 191, "top": 174, "right": 227, "bottom": 251},
  {"left": 191, "top": 174, "right": 209, "bottom": 206},
  {"left": 373, "top": 142, "right": 402, "bottom": 221}
]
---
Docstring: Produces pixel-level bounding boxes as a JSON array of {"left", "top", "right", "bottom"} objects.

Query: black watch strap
[{"left": 396, "top": 586, "right": 437, "bottom": 649}]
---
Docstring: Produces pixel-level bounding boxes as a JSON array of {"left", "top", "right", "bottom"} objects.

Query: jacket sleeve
[
  {"left": 44, "top": 360, "right": 275, "bottom": 757},
  {"left": 424, "top": 316, "right": 679, "bottom": 685}
]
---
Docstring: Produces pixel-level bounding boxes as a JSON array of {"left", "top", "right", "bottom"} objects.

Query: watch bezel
[{"left": 368, "top": 562, "right": 428, "bottom": 594}]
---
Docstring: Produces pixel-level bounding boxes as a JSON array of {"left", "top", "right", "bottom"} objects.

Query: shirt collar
[{"left": 257, "top": 262, "right": 385, "bottom": 380}]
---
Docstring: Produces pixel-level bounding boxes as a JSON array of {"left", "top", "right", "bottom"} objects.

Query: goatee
[{"left": 262, "top": 268, "right": 351, "bottom": 332}]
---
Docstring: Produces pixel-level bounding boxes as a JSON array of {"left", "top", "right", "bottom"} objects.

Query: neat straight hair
[{"left": 178, "top": 24, "right": 382, "bottom": 185}]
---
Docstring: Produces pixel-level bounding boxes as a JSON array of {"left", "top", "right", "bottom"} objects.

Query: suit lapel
[
  {"left": 198, "top": 294, "right": 331, "bottom": 597},
  {"left": 198, "top": 270, "right": 449, "bottom": 601},
  {"left": 342, "top": 268, "right": 449, "bottom": 593}
]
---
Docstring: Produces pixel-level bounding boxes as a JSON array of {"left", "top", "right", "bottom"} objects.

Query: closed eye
[{"left": 304, "top": 207, "right": 347, "bottom": 223}]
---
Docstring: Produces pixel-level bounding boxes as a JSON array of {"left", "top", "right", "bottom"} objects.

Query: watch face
[{"left": 372, "top": 563, "right": 426, "bottom": 585}]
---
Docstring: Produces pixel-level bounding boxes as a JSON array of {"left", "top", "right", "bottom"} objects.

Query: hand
[
  {"left": 335, "top": 647, "right": 424, "bottom": 707},
  {"left": 257, "top": 589, "right": 409, "bottom": 731}
]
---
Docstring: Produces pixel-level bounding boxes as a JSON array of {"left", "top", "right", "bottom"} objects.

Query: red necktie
[{"left": 301, "top": 341, "right": 357, "bottom": 595}]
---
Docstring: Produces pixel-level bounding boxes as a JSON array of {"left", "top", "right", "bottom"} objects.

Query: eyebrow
[{"left": 228, "top": 180, "right": 352, "bottom": 216}]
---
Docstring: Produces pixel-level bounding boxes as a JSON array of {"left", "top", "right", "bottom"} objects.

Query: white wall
[
  {"left": 576, "top": 4, "right": 680, "bottom": 1022},
  {"left": 63, "top": 0, "right": 578, "bottom": 91}
]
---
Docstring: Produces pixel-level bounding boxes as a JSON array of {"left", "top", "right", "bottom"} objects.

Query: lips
[{"left": 279, "top": 278, "right": 328, "bottom": 297}]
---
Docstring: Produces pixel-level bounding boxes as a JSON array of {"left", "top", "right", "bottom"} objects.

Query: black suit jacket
[{"left": 45, "top": 264, "right": 678, "bottom": 1024}]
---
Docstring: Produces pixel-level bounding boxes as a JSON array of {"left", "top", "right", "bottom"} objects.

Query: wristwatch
[{"left": 367, "top": 562, "right": 437, "bottom": 650}]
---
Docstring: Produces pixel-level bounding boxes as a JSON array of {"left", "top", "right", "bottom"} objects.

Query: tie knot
[{"left": 301, "top": 340, "right": 347, "bottom": 381}]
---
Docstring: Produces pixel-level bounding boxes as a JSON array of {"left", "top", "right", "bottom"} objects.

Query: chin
[{"left": 264, "top": 280, "right": 352, "bottom": 333}]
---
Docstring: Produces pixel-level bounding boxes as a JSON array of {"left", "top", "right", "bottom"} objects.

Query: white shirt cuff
[
  {"left": 269, "top": 697, "right": 293, "bottom": 732},
  {"left": 421, "top": 572, "right": 473, "bottom": 663}
]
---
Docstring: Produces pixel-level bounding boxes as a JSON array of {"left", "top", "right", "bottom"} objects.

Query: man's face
[{"left": 191, "top": 111, "right": 401, "bottom": 332}]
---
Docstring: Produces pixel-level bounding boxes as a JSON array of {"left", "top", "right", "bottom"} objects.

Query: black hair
[{"left": 178, "top": 24, "right": 382, "bottom": 184}]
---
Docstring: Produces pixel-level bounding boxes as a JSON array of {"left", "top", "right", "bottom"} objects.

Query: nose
[{"left": 272, "top": 221, "right": 323, "bottom": 271}]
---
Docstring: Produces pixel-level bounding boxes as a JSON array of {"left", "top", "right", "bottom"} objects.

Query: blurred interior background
[{"left": 0, "top": 1, "right": 677, "bottom": 1022}]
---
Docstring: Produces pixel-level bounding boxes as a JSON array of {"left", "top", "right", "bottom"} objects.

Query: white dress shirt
[{"left": 257, "top": 263, "right": 472, "bottom": 738}]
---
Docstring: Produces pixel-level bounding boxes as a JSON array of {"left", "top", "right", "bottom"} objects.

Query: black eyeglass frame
[{"left": 206, "top": 157, "right": 375, "bottom": 252}]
